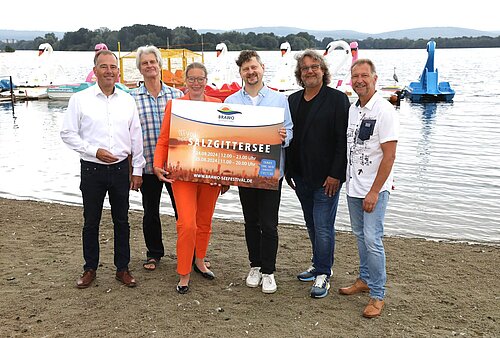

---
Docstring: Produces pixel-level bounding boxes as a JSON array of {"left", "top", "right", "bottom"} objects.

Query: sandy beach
[{"left": 0, "top": 197, "right": 498, "bottom": 337}]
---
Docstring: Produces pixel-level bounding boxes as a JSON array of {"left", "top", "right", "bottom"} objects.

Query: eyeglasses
[
  {"left": 186, "top": 77, "right": 207, "bottom": 84},
  {"left": 300, "top": 64, "right": 321, "bottom": 73}
]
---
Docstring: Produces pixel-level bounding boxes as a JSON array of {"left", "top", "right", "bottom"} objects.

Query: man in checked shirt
[{"left": 130, "top": 45, "right": 182, "bottom": 271}]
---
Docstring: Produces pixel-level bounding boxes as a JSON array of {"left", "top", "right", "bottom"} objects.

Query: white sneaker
[
  {"left": 261, "top": 273, "right": 277, "bottom": 294},
  {"left": 246, "top": 267, "right": 262, "bottom": 288}
]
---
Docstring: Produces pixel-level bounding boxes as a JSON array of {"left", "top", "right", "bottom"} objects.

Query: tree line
[{"left": 2, "top": 24, "right": 500, "bottom": 52}]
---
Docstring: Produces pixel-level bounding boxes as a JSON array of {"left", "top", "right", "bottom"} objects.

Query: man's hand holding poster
[{"left": 167, "top": 100, "right": 284, "bottom": 190}]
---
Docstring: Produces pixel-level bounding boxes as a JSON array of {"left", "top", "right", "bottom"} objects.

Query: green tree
[
  {"left": 296, "top": 32, "right": 318, "bottom": 48},
  {"left": 6, "top": 24, "right": 500, "bottom": 51},
  {"left": 171, "top": 26, "right": 200, "bottom": 49},
  {"left": 130, "top": 33, "right": 164, "bottom": 50},
  {"left": 287, "top": 36, "right": 311, "bottom": 51},
  {"left": 59, "top": 28, "right": 93, "bottom": 50},
  {"left": 43, "top": 33, "right": 59, "bottom": 47},
  {"left": 255, "top": 33, "right": 279, "bottom": 50},
  {"left": 220, "top": 31, "right": 246, "bottom": 46},
  {"left": 118, "top": 24, "right": 171, "bottom": 50},
  {"left": 201, "top": 32, "right": 219, "bottom": 51}
]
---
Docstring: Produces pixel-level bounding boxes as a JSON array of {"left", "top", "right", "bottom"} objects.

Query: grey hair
[
  {"left": 294, "top": 49, "right": 331, "bottom": 87},
  {"left": 185, "top": 62, "right": 208, "bottom": 78},
  {"left": 94, "top": 50, "right": 117, "bottom": 66},
  {"left": 351, "top": 58, "right": 377, "bottom": 75},
  {"left": 135, "top": 45, "right": 163, "bottom": 69}
]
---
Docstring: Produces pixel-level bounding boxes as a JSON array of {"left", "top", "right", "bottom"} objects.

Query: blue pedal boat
[{"left": 404, "top": 40, "right": 455, "bottom": 102}]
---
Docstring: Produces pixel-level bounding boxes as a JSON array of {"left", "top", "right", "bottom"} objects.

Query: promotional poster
[{"left": 168, "top": 100, "right": 284, "bottom": 190}]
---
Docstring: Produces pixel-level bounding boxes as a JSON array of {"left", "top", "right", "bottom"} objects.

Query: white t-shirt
[{"left": 346, "top": 92, "right": 399, "bottom": 198}]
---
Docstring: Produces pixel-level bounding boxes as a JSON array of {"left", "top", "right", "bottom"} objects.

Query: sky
[{"left": 3, "top": 0, "right": 499, "bottom": 34}]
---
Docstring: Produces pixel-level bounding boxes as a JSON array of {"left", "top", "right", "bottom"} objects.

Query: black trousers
[
  {"left": 238, "top": 179, "right": 283, "bottom": 274},
  {"left": 140, "top": 173, "right": 177, "bottom": 260},
  {"left": 80, "top": 159, "right": 130, "bottom": 272}
]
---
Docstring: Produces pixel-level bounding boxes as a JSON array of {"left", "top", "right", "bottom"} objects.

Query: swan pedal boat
[{"left": 324, "top": 40, "right": 402, "bottom": 105}]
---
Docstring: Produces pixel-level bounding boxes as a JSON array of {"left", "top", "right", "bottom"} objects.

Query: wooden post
[{"left": 9, "top": 76, "right": 15, "bottom": 113}]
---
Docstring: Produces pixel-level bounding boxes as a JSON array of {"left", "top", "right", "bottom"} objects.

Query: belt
[{"left": 80, "top": 158, "right": 128, "bottom": 170}]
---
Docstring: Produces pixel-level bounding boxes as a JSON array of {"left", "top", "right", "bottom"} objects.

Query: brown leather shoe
[
  {"left": 115, "top": 270, "right": 137, "bottom": 287},
  {"left": 338, "top": 278, "right": 370, "bottom": 295},
  {"left": 76, "top": 269, "right": 96, "bottom": 289},
  {"left": 363, "top": 298, "right": 385, "bottom": 318}
]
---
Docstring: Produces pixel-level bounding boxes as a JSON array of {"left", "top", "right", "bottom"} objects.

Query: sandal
[{"left": 143, "top": 257, "right": 159, "bottom": 271}]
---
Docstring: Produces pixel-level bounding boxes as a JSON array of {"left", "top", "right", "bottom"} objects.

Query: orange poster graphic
[{"left": 168, "top": 100, "right": 284, "bottom": 190}]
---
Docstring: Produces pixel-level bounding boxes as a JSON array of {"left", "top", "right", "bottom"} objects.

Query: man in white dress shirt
[{"left": 61, "top": 50, "right": 145, "bottom": 289}]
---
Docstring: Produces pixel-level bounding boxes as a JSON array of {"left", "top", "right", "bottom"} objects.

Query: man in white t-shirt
[{"left": 339, "top": 59, "right": 399, "bottom": 318}]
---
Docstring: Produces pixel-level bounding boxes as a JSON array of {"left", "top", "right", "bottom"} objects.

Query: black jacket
[{"left": 286, "top": 85, "right": 350, "bottom": 188}]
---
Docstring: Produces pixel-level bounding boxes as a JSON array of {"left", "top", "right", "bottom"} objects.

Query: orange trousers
[{"left": 172, "top": 180, "right": 220, "bottom": 275}]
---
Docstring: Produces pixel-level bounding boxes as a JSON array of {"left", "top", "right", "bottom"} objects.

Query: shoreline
[
  {"left": 2, "top": 195, "right": 498, "bottom": 247},
  {"left": 0, "top": 197, "right": 499, "bottom": 337}
]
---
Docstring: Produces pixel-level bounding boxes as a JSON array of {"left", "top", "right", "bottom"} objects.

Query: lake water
[{"left": 1, "top": 48, "right": 499, "bottom": 245}]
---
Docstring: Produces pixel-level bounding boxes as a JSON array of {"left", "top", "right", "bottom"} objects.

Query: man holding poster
[{"left": 225, "top": 50, "right": 293, "bottom": 294}]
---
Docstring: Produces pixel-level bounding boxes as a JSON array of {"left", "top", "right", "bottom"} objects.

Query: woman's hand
[{"left": 153, "top": 166, "right": 174, "bottom": 183}]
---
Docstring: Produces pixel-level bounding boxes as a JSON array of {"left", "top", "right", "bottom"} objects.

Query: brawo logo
[{"left": 217, "top": 106, "right": 242, "bottom": 121}]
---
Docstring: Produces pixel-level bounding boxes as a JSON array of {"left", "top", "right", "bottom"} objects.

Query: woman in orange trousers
[{"left": 153, "top": 62, "right": 228, "bottom": 294}]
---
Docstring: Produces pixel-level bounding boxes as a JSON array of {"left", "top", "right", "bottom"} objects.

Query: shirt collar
[
  {"left": 355, "top": 91, "right": 381, "bottom": 110},
  {"left": 242, "top": 84, "right": 269, "bottom": 98},
  {"left": 137, "top": 83, "right": 148, "bottom": 95},
  {"left": 184, "top": 92, "right": 208, "bottom": 101},
  {"left": 137, "top": 81, "right": 169, "bottom": 97},
  {"left": 92, "top": 83, "right": 116, "bottom": 98}
]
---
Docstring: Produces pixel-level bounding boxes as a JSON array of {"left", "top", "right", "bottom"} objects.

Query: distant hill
[
  {"left": 200, "top": 27, "right": 369, "bottom": 40},
  {"left": 370, "top": 27, "right": 499, "bottom": 39},
  {"left": 1, "top": 26, "right": 498, "bottom": 43},
  {"left": 199, "top": 26, "right": 499, "bottom": 40},
  {"left": 0, "top": 30, "right": 64, "bottom": 42}
]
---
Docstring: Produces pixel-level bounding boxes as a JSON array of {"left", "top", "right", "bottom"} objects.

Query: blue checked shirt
[{"left": 130, "top": 82, "right": 184, "bottom": 174}]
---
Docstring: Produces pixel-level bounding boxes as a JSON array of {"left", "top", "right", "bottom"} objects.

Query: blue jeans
[
  {"left": 347, "top": 191, "right": 389, "bottom": 300},
  {"left": 80, "top": 159, "right": 131, "bottom": 272},
  {"left": 294, "top": 176, "right": 341, "bottom": 276}
]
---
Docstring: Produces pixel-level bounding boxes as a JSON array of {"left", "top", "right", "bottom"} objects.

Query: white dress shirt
[{"left": 60, "top": 84, "right": 146, "bottom": 176}]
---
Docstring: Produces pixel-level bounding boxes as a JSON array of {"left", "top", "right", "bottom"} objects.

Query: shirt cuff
[
  {"left": 87, "top": 145, "right": 99, "bottom": 158},
  {"left": 132, "top": 167, "right": 143, "bottom": 176}
]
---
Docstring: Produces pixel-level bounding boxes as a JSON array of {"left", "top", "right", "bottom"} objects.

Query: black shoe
[
  {"left": 193, "top": 264, "right": 215, "bottom": 280},
  {"left": 193, "top": 254, "right": 211, "bottom": 269},
  {"left": 176, "top": 283, "right": 189, "bottom": 294}
]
